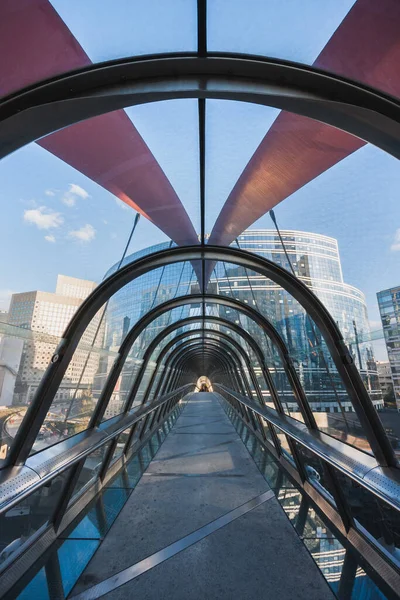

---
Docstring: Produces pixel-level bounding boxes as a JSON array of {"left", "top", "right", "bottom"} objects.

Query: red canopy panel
[
  {"left": 209, "top": 0, "right": 400, "bottom": 247},
  {"left": 0, "top": 0, "right": 198, "bottom": 247}
]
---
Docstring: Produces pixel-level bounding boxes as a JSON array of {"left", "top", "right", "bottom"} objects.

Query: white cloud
[
  {"left": 62, "top": 183, "right": 90, "bottom": 207},
  {"left": 23, "top": 206, "right": 63, "bottom": 230},
  {"left": 102, "top": 219, "right": 108, "bottom": 225},
  {"left": 69, "top": 184, "right": 89, "bottom": 199},
  {"left": 44, "top": 234, "right": 56, "bottom": 243},
  {"left": 115, "top": 198, "right": 130, "bottom": 210},
  {"left": 68, "top": 224, "right": 96, "bottom": 242},
  {"left": 45, "top": 189, "right": 56, "bottom": 197},
  {"left": 62, "top": 194, "right": 76, "bottom": 207},
  {"left": 369, "top": 319, "right": 382, "bottom": 330},
  {"left": 391, "top": 229, "right": 400, "bottom": 251}
]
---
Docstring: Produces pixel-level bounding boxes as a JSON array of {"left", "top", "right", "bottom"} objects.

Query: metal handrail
[
  {"left": 214, "top": 384, "right": 400, "bottom": 512},
  {"left": 0, "top": 384, "right": 193, "bottom": 514}
]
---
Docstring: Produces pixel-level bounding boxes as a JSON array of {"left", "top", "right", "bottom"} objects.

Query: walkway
[{"left": 70, "top": 393, "right": 334, "bottom": 599}]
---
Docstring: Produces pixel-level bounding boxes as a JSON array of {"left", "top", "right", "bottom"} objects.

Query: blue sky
[{"left": 2, "top": 0, "right": 399, "bottom": 360}]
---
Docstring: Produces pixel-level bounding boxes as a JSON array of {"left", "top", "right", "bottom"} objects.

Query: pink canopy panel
[
  {"left": 209, "top": 0, "right": 400, "bottom": 247},
  {"left": 0, "top": 0, "right": 198, "bottom": 247}
]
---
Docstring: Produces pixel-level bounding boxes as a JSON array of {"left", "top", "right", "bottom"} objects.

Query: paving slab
[{"left": 72, "top": 393, "right": 334, "bottom": 599}]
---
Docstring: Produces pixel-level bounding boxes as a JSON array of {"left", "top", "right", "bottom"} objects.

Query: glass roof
[
  {"left": 51, "top": 0, "right": 198, "bottom": 60},
  {"left": 207, "top": 0, "right": 356, "bottom": 62},
  {"left": 1, "top": 0, "right": 400, "bottom": 417}
]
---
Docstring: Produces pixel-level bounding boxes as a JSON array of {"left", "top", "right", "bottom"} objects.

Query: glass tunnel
[{"left": 0, "top": 1, "right": 399, "bottom": 598}]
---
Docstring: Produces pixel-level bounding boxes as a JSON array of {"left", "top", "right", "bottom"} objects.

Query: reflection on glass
[
  {"left": 0, "top": 470, "right": 70, "bottom": 569},
  {"left": 351, "top": 566, "right": 389, "bottom": 600},
  {"left": 102, "top": 356, "right": 143, "bottom": 422},
  {"left": 294, "top": 442, "right": 336, "bottom": 506},
  {"left": 304, "top": 537, "right": 345, "bottom": 595},
  {"left": 302, "top": 506, "right": 335, "bottom": 540},
  {"left": 110, "top": 427, "right": 132, "bottom": 464},
  {"left": 69, "top": 442, "right": 112, "bottom": 504},
  {"left": 14, "top": 420, "right": 174, "bottom": 598},
  {"left": 333, "top": 469, "right": 400, "bottom": 567},
  {"left": 223, "top": 394, "right": 392, "bottom": 600},
  {"left": 58, "top": 539, "right": 100, "bottom": 597},
  {"left": 214, "top": 245, "right": 375, "bottom": 454},
  {"left": 277, "top": 488, "right": 303, "bottom": 527},
  {"left": 272, "top": 425, "right": 296, "bottom": 465},
  {"left": 16, "top": 567, "right": 49, "bottom": 600}
]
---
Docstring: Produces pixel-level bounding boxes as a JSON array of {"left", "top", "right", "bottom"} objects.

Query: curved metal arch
[
  {"left": 163, "top": 342, "right": 253, "bottom": 415},
  {"left": 136, "top": 317, "right": 288, "bottom": 422},
  {"left": 10, "top": 245, "right": 396, "bottom": 468},
  {"left": 161, "top": 339, "right": 252, "bottom": 397},
  {"left": 2, "top": 54, "right": 400, "bottom": 161},
  {"left": 158, "top": 337, "right": 248, "bottom": 398},
  {"left": 144, "top": 327, "right": 262, "bottom": 405},
  {"left": 92, "top": 291, "right": 313, "bottom": 429},
  {"left": 114, "top": 314, "right": 281, "bottom": 418},
  {"left": 161, "top": 335, "right": 249, "bottom": 379},
  {"left": 163, "top": 342, "right": 245, "bottom": 398}
]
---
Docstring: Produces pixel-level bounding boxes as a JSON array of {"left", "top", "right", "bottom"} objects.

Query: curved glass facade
[{"left": 101, "top": 230, "right": 382, "bottom": 418}]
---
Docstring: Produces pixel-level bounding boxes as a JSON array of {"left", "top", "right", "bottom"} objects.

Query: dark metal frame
[
  {"left": 6, "top": 245, "right": 395, "bottom": 469},
  {"left": 2, "top": 3, "right": 400, "bottom": 597},
  {"left": 217, "top": 386, "right": 400, "bottom": 600},
  {"left": 2, "top": 53, "right": 400, "bottom": 162},
  {"left": 0, "top": 385, "right": 190, "bottom": 597}
]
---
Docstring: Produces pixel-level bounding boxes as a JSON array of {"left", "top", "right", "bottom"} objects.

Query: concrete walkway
[{"left": 71, "top": 393, "right": 334, "bottom": 599}]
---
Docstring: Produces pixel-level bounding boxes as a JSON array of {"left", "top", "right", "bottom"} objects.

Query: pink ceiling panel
[
  {"left": 209, "top": 0, "right": 400, "bottom": 247},
  {"left": 0, "top": 0, "right": 198, "bottom": 246}
]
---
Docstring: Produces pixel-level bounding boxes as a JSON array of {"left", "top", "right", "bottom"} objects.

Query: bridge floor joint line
[{"left": 70, "top": 393, "right": 335, "bottom": 600}]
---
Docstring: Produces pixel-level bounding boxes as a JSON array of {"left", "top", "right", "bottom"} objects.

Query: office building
[
  {"left": 7, "top": 275, "right": 103, "bottom": 406},
  {"left": 377, "top": 285, "right": 400, "bottom": 410}
]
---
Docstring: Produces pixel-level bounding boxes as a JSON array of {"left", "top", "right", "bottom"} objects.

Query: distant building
[
  {"left": 0, "top": 331, "right": 23, "bottom": 406},
  {"left": 377, "top": 286, "right": 400, "bottom": 410},
  {"left": 376, "top": 360, "right": 394, "bottom": 400},
  {"left": 7, "top": 275, "right": 103, "bottom": 406},
  {"left": 0, "top": 310, "right": 8, "bottom": 323},
  {"left": 101, "top": 230, "right": 382, "bottom": 418}
]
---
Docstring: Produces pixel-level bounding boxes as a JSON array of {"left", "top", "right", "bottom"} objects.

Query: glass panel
[
  {"left": 293, "top": 442, "right": 337, "bottom": 506},
  {"left": 107, "top": 455, "right": 143, "bottom": 489},
  {"left": 110, "top": 427, "right": 132, "bottom": 464},
  {"left": 1, "top": 1, "right": 197, "bottom": 99},
  {"left": 205, "top": 101, "right": 280, "bottom": 236},
  {"left": 351, "top": 566, "right": 389, "bottom": 600},
  {"left": 126, "top": 101, "right": 200, "bottom": 233},
  {"left": 301, "top": 505, "right": 335, "bottom": 540},
  {"left": 208, "top": 1, "right": 400, "bottom": 101},
  {"left": 0, "top": 469, "right": 71, "bottom": 569},
  {"left": 69, "top": 441, "right": 112, "bottom": 503},
  {"left": 102, "top": 357, "right": 143, "bottom": 421},
  {"left": 52, "top": 1, "right": 197, "bottom": 62},
  {"left": 133, "top": 362, "right": 157, "bottom": 408},
  {"left": 272, "top": 425, "right": 296, "bottom": 464},
  {"left": 212, "top": 256, "right": 374, "bottom": 452},
  {"left": 58, "top": 539, "right": 100, "bottom": 597},
  {"left": 303, "top": 537, "right": 345, "bottom": 595},
  {"left": 208, "top": 1, "right": 355, "bottom": 63},
  {"left": 333, "top": 469, "right": 400, "bottom": 567},
  {"left": 16, "top": 568, "right": 49, "bottom": 600}
]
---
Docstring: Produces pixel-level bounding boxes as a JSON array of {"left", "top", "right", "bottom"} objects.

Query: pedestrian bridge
[
  {"left": 1, "top": 1, "right": 400, "bottom": 597},
  {"left": 0, "top": 245, "right": 399, "bottom": 600}
]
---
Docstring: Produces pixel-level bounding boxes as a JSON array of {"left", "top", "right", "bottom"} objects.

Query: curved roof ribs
[
  {"left": 209, "top": 0, "right": 400, "bottom": 247},
  {"left": 0, "top": 0, "right": 198, "bottom": 247}
]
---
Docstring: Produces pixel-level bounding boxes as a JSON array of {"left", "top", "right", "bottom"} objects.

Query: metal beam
[
  {"left": 2, "top": 55, "right": 400, "bottom": 163},
  {"left": 7, "top": 245, "right": 396, "bottom": 468}
]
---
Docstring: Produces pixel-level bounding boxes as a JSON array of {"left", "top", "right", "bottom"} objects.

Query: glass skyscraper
[
  {"left": 101, "top": 230, "right": 381, "bottom": 418},
  {"left": 377, "top": 285, "right": 400, "bottom": 411}
]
